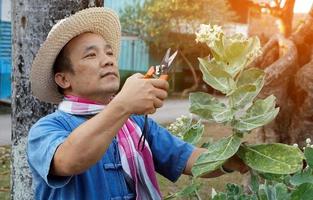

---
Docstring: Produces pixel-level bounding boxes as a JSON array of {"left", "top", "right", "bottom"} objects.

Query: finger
[
  {"left": 149, "top": 79, "right": 169, "bottom": 91},
  {"left": 153, "top": 97, "right": 163, "bottom": 109},
  {"left": 154, "top": 88, "right": 168, "bottom": 100},
  {"left": 131, "top": 73, "right": 144, "bottom": 79},
  {"left": 147, "top": 107, "right": 156, "bottom": 115}
]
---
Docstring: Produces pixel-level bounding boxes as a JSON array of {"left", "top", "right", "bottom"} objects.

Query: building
[
  {"left": 0, "top": 0, "right": 11, "bottom": 101},
  {"left": 0, "top": 0, "right": 150, "bottom": 101}
]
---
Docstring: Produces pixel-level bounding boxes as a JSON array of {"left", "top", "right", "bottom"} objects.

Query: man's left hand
[{"left": 223, "top": 154, "right": 249, "bottom": 174}]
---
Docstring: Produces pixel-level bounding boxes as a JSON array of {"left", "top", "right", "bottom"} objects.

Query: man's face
[{"left": 59, "top": 32, "right": 120, "bottom": 103}]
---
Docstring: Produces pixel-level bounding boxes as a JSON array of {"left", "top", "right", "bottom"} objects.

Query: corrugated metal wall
[
  {"left": 119, "top": 36, "right": 149, "bottom": 72},
  {"left": 0, "top": 21, "right": 11, "bottom": 100},
  {"left": 105, "top": 0, "right": 149, "bottom": 73}
]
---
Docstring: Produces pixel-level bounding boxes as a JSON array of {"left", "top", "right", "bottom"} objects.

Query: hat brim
[{"left": 31, "top": 7, "right": 121, "bottom": 104}]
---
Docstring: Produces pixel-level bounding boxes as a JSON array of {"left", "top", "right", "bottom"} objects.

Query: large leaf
[
  {"left": 198, "top": 58, "right": 235, "bottom": 94},
  {"left": 182, "top": 122, "right": 204, "bottom": 145},
  {"left": 192, "top": 135, "right": 241, "bottom": 177},
  {"left": 196, "top": 135, "right": 242, "bottom": 163},
  {"left": 189, "top": 92, "right": 233, "bottom": 123},
  {"left": 234, "top": 95, "right": 280, "bottom": 132},
  {"left": 238, "top": 143, "right": 304, "bottom": 174},
  {"left": 290, "top": 183, "right": 313, "bottom": 200}
]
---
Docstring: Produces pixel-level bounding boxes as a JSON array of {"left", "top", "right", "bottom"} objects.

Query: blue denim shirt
[{"left": 27, "top": 110, "right": 195, "bottom": 200}]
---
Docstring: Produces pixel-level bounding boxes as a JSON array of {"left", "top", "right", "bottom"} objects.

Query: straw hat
[{"left": 31, "top": 7, "right": 121, "bottom": 104}]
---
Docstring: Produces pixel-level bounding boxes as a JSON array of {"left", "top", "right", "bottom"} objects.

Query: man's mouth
[{"left": 100, "top": 72, "right": 118, "bottom": 78}]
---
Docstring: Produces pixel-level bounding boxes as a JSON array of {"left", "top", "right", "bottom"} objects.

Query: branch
[{"left": 291, "top": 5, "right": 313, "bottom": 46}]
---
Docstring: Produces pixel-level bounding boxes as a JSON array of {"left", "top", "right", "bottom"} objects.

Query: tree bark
[
  {"left": 253, "top": 5, "right": 313, "bottom": 146},
  {"left": 11, "top": 1, "right": 103, "bottom": 199},
  {"left": 180, "top": 51, "right": 199, "bottom": 97},
  {"left": 279, "top": 0, "right": 295, "bottom": 37}
]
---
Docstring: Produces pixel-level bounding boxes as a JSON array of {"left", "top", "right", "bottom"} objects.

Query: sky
[{"left": 294, "top": 0, "right": 313, "bottom": 13}]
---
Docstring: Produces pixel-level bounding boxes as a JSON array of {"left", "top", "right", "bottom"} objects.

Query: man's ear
[{"left": 54, "top": 72, "right": 71, "bottom": 90}]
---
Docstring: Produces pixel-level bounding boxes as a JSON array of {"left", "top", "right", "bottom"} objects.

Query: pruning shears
[{"left": 138, "top": 48, "right": 178, "bottom": 151}]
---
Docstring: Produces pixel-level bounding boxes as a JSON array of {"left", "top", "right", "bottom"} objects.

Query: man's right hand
[{"left": 112, "top": 73, "right": 169, "bottom": 115}]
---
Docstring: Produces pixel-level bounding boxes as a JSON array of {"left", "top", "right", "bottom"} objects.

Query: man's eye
[
  {"left": 107, "top": 51, "right": 114, "bottom": 56},
  {"left": 85, "top": 53, "right": 96, "bottom": 58}
]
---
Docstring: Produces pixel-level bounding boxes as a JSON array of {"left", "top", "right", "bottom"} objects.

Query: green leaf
[
  {"left": 260, "top": 182, "right": 290, "bottom": 200},
  {"left": 238, "top": 143, "right": 304, "bottom": 174},
  {"left": 176, "top": 182, "right": 201, "bottom": 197},
  {"left": 275, "top": 183, "right": 291, "bottom": 200},
  {"left": 192, "top": 135, "right": 241, "bottom": 177},
  {"left": 290, "top": 168, "right": 313, "bottom": 186},
  {"left": 291, "top": 183, "right": 313, "bottom": 200},
  {"left": 213, "top": 36, "right": 261, "bottom": 77},
  {"left": 192, "top": 159, "right": 225, "bottom": 178},
  {"left": 212, "top": 192, "right": 227, "bottom": 200},
  {"left": 230, "top": 84, "right": 257, "bottom": 109},
  {"left": 225, "top": 183, "right": 243, "bottom": 196},
  {"left": 164, "top": 182, "right": 202, "bottom": 199},
  {"left": 237, "top": 68, "right": 265, "bottom": 89},
  {"left": 305, "top": 147, "right": 313, "bottom": 168},
  {"left": 213, "top": 183, "right": 258, "bottom": 200},
  {"left": 182, "top": 122, "right": 204, "bottom": 145},
  {"left": 230, "top": 68, "right": 265, "bottom": 110},
  {"left": 196, "top": 135, "right": 241, "bottom": 163},
  {"left": 189, "top": 92, "right": 233, "bottom": 123},
  {"left": 234, "top": 95, "right": 280, "bottom": 132},
  {"left": 259, "top": 172, "right": 290, "bottom": 183},
  {"left": 198, "top": 58, "right": 235, "bottom": 94},
  {"left": 251, "top": 171, "right": 260, "bottom": 194}
]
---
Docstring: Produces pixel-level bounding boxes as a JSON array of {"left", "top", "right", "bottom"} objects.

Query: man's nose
[{"left": 100, "top": 54, "right": 114, "bottom": 67}]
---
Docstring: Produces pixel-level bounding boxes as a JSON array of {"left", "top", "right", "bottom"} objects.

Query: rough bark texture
[
  {"left": 11, "top": 1, "right": 103, "bottom": 199},
  {"left": 252, "top": 5, "right": 313, "bottom": 146}
]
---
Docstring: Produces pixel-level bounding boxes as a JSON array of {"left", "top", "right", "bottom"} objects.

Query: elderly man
[{"left": 27, "top": 7, "right": 246, "bottom": 200}]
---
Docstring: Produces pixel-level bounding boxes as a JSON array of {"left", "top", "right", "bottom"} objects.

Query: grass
[
  {"left": 0, "top": 122, "right": 255, "bottom": 199},
  {"left": 0, "top": 146, "right": 10, "bottom": 200}
]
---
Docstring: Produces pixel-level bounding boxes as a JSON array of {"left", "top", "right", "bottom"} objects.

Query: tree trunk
[
  {"left": 11, "top": 1, "right": 103, "bottom": 199},
  {"left": 180, "top": 51, "right": 199, "bottom": 97},
  {"left": 253, "top": 5, "right": 313, "bottom": 146},
  {"left": 279, "top": 0, "right": 295, "bottom": 37}
]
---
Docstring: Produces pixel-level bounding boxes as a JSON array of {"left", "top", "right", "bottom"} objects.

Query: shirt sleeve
[
  {"left": 131, "top": 115, "right": 195, "bottom": 182},
  {"left": 27, "top": 114, "right": 73, "bottom": 188}
]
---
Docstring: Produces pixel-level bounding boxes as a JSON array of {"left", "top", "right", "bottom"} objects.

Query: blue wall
[
  {"left": 0, "top": 21, "right": 11, "bottom": 100},
  {"left": 105, "top": 0, "right": 149, "bottom": 73}
]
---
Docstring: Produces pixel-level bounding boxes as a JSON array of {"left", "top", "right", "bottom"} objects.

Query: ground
[
  {"left": 0, "top": 122, "right": 258, "bottom": 199},
  {"left": 0, "top": 146, "right": 10, "bottom": 200}
]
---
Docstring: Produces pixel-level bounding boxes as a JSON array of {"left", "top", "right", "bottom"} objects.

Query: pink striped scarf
[{"left": 58, "top": 95, "right": 162, "bottom": 200}]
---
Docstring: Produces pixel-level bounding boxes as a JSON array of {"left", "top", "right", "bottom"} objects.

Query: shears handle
[
  {"left": 144, "top": 66, "right": 155, "bottom": 79},
  {"left": 144, "top": 66, "right": 169, "bottom": 81}
]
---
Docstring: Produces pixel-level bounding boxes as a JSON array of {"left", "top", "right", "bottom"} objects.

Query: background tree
[
  {"left": 120, "top": 0, "right": 237, "bottom": 95},
  {"left": 229, "top": 0, "right": 296, "bottom": 37},
  {"left": 249, "top": 0, "right": 296, "bottom": 37},
  {"left": 250, "top": 3, "right": 313, "bottom": 146},
  {"left": 11, "top": 0, "right": 102, "bottom": 199}
]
